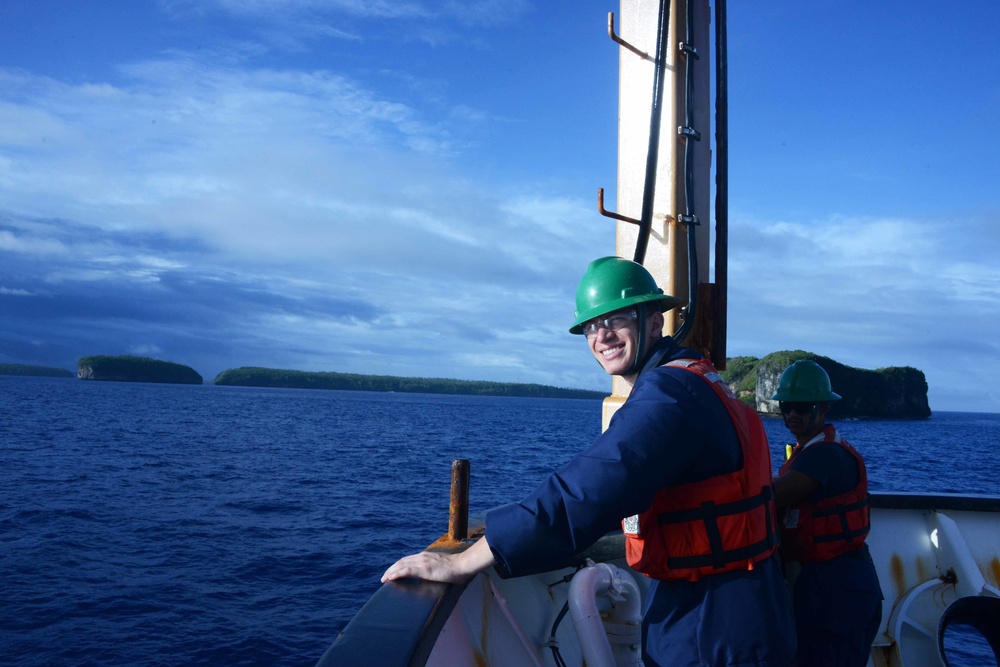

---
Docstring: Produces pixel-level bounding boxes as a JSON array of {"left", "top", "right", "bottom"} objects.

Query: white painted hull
[
  {"left": 318, "top": 492, "right": 1000, "bottom": 666},
  {"left": 867, "top": 494, "right": 1000, "bottom": 666}
]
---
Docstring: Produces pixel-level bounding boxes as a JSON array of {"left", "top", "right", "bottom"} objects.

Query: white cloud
[
  {"left": 1, "top": 2, "right": 997, "bottom": 414},
  {"left": 0, "top": 229, "right": 69, "bottom": 255},
  {"left": 128, "top": 343, "right": 165, "bottom": 357}
]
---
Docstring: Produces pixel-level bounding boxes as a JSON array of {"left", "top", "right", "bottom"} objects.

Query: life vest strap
[
  {"left": 666, "top": 534, "right": 777, "bottom": 571},
  {"left": 813, "top": 523, "right": 870, "bottom": 544},
  {"left": 658, "top": 486, "right": 777, "bottom": 571},
  {"left": 810, "top": 493, "right": 870, "bottom": 544},
  {"left": 655, "top": 485, "right": 773, "bottom": 525},
  {"left": 811, "top": 494, "right": 869, "bottom": 518}
]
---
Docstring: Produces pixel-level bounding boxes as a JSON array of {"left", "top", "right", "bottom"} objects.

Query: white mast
[{"left": 603, "top": 0, "right": 716, "bottom": 427}]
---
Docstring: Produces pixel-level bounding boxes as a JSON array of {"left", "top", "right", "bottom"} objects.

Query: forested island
[
  {"left": 213, "top": 367, "right": 606, "bottom": 400},
  {"left": 0, "top": 363, "right": 74, "bottom": 378},
  {"left": 77, "top": 356, "right": 203, "bottom": 385},
  {"left": 12, "top": 349, "right": 929, "bottom": 417},
  {"left": 720, "top": 350, "right": 930, "bottom": 419}
]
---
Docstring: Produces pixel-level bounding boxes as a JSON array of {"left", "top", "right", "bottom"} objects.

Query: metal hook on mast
[
  {"left": 608, "top": 12, "right": 655, "bottom": 62},
  {"left": 597, "top": 188, "right": 641, "bottom": 226}
]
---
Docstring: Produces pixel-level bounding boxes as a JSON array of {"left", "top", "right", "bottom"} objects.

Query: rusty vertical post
[{"left": 448, "top": 459, "right": 470, "bottom": 541}]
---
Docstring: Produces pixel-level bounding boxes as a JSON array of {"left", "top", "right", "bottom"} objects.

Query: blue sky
[{"left": 1, "top": 1, "right": 997, "bottom": 413}]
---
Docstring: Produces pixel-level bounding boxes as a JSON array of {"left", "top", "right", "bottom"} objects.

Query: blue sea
[{"left": 2, "top": 376, "right": 998, "bottom": 666}]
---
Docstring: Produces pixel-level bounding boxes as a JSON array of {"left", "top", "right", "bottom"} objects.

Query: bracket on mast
[
  {"left": 678, "top": 42, "right": 700, "bottom": 59},
  {"left": 597, "top": 188, "right": 640, "bottom": 226},
  {"left": 607, "top": 12, "right": 655, "bottom": 62},
  {"left": 677, "top": 126, "right": 701, "bottom": 140}
]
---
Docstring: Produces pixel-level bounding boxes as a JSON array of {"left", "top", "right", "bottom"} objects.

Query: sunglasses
[{"left": 779, "top": 401, "right": 816, "bottom": 415}]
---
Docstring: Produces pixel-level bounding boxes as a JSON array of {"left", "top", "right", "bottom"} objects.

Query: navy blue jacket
[{"left": 486, "top": 338, "right": 795, "bottom": 666}]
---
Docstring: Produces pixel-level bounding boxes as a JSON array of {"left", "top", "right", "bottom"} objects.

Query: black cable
[
  {"left": 633, "top": 0, "right": 672, "bottom": 264},
  {"left": 714, "top": 0, "right": 730, "bottom": 365},
  {"left": 673, "top": 0, "right": 700, "bottom": 345},
  {"left": 547, "top": 601, "right": 571, "bottom": 667}
]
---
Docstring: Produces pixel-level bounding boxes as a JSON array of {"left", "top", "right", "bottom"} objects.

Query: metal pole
[
  {"left": 713, "top": 0, "right": 729, "bottom": 368},
  {"left": 448, "top": 459, "right": 470, "bottom": 541}
]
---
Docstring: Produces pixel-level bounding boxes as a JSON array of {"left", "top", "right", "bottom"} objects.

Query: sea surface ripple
[{"left": 1, "top": 376, "right": 998, "bottom": 665}]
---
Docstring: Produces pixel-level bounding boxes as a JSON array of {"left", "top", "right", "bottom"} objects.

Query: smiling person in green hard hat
[
  {"left": 772, "top": 360, "right": 885, "bottom": 667},
  {"left": 384, "top": 256, "right": 796, "bottom": 667}
]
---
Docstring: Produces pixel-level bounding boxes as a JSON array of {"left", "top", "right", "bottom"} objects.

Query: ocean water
[{"left": 1, "top": 376, "right": 998, "bottom": 666}]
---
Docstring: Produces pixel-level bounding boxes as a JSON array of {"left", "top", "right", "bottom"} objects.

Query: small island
[
  {"left": 720, "top": 350, "right": 930, "bottom": 419},
  {"left": 77, "top": 356, "right": 203, "bottom": 385},
  {"left": 213, "top": 366, "right": 605, "bottom": 400},
  {"left": 11, "top": 350, "right": 927, "bottom": 416},
  {"left": 0, "top": 363, "right": 75, "bottom": 378}
]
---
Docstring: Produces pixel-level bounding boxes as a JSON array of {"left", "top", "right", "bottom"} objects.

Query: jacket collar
[{"left": 637, "top": 336, "right": 690, "bottom": 377}]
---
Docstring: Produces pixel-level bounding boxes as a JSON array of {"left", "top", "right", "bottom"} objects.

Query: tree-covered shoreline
[
  {"left": 213, "top": 366, "right": 605, "bottom": 400},
  {"left": 0, "top": 363, "right": 75, "bottom": 378}
]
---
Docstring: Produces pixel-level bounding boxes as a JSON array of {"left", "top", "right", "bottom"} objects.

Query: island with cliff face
[
  {"left": 720, "top": 350, "right": 930, "bottom": 419},
  {"left": 77, "top": 356, "right": 203, "bottom": 385}
]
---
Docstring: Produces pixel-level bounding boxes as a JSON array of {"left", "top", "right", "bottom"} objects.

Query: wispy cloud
[{"left": 0, "top": 39, "right": 603, "bottom": 387}]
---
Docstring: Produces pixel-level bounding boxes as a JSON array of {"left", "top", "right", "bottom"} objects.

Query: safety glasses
[{"left": 582, "top": 309, "right": 638, "bottom": 338}]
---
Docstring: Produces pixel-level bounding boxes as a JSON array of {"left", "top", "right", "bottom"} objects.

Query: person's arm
[
  {"left": 773, "top": 470, "right": 819, "bottom": 509},
  {"left": 381, "top": 536, "right": 495, "bottom": 584}
]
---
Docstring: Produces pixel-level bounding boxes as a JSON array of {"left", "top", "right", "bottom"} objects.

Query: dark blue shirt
[{"left": 789, "top": 439, "right": 861, "bottom": 503}]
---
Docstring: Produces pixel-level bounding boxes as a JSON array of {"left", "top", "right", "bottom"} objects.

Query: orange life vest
[
  {"left": 621, "top": 358, "right": 778, "bottom": 582},
  {"left": 778, "top": 425, "right": 870, "bottom": 563}
]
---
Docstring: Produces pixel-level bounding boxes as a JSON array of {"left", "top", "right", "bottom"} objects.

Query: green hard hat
[
  {"left": 569, "top": 256, "right": 682, "bottom": 334},
  {"left": 771, "top": 360, "right": 842, "bottom": 402}
]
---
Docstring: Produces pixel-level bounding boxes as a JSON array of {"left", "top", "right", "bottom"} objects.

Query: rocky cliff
[{"left": 722, "top": 351, "right": 930, "bottom": 419}]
